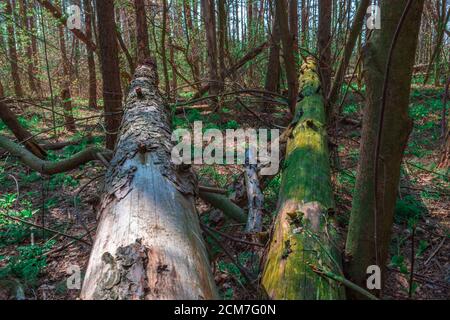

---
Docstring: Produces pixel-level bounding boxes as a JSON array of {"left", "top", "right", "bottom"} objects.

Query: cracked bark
[{"left": 81, "top": 62, "right": 218, "bottom": 300}]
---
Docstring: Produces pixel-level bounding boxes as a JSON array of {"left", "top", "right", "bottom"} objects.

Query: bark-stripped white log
[
  {"left": 244, "top": 150, "right": 264, "bottom": 233},
  {"left": 81, "top": 62, "right": 218, "bottom": 300}
]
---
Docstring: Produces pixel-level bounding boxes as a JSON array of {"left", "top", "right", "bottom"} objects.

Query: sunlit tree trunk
[{"left": 345, "top": 0, "right": 425, "bottom": 298}]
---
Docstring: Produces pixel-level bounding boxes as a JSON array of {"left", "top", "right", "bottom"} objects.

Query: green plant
[{"left": 0, "top": 242, "right": 54, "bottom": 286}]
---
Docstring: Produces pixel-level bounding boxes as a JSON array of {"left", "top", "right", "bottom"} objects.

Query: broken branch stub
[{"left": 81, "top": 63, "right": 218, "bottom": 300}]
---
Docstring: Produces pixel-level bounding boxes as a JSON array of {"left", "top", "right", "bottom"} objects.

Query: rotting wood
[
  {"left": 244, "top": 149, "right": 264, "bottom": 233},
  {"left": 81, "top": 61, "right": 218, "bottom": 300},
  {"left": 261, "top": 58, "right": 345, "bottom": 300}
]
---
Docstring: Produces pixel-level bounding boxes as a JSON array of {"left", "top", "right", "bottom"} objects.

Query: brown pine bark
[
  {"left": 19, "top": 0, "right": 38, "bottom": 95},
  {"left": 275, "top": 0, "right": 298, "bottom": 113},
  {"left": 96, "top": 0, "right": 123, "bottom": 150},
  {"left": 345, "top": 0, "right": 425, "bottom": 298},
  {"left": 289, "top": 0, "right": 299, "bottom": 63},
  {"left": 29, "top": 1, "right": 42, "bottom": 94},
  {"left": 202, "top": 0, "right": 221, "bottom": 97},
  {"left": 135, "top": 0, "right": 151, "bottom": 64},
  {"left": 183, "top": 0, "right": 201, "bottom": 88},
  {"left": 301, "top": 0, "right": 309, "bottom": 47},
  {"left": 84, "top": 0, "right": 97, "bottom": 109},
  {"left": 318, "top": 0, "right": 332, "bottom": 100},
  {"left": 58, "top": 25, "right": 76, "bottom": 132},
  {"left": 6, "top": 0, "right": 24, "bottom": 98},
  {"left": 218, "top": 0, "right": 227, "bottom": 79},
  {"left": 161, "top": 0, "right": 171, "bottom": 95},
  {"left": 264, "top": 0, "right": 281, "bottom": 101},
  {"left": 0, "top": 80, "right": 4, "bottom": 97}
]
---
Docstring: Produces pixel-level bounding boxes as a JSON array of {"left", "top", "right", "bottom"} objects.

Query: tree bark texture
[
  {"left": 81, "top": 62, "right": 218, "bottom": 300},
  {"left": 261, "top": 58, "right": 345, "bottom": 300}
]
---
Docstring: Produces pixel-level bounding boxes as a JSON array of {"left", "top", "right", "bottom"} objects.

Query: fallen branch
[
  {"left": 199, "top": 191, "right": 247, "bottom": 224},
  {"left": 0, "top": 135, "right": 112, "bottom": 175}
]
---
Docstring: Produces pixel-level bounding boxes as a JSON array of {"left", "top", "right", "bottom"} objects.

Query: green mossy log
[{"left": 261, "top": 58, "right": 345, "bottom": 300}]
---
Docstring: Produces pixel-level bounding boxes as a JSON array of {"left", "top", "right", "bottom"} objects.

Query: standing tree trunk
[
  {"left": 0, "top": 79, "right": 4, "bottom": 97},
  {"left": 96, "top": 0, "right": 123, "bottom": 150},
  {"left": 202, "top": 0, "right": 221, "bottom": 97},
  {"left": 183, "top": 0, "right": 201, "bottom": 89},
  {"left": 289, "top": 0, "right": 299, "bottom": 65},
  {"left": 29, "top": 1, "right": 43, "bottom": 94},
  {"left": 301, "top": 0, "right": 309, "bottom": 47},
  {"left": 6, "top": 0, "right": 24, "bottom": 98},
  {"left": 317, "top": 0, "right": 332, "bottom": 102},
  {"left": 135, "top": 0, "right": 151, "bottom": 63},
  {"left": 261, "top": 58, "right": 345, "bottom": 300},
  {"left": 58, "top": 25, "right": 76, "bottom": 132},
  {"left": 328, "top": 0, "right": 371, "bottom": 107},
  {"left": 275, "top": 0, "right": 298, "bottom": 113},
  {"left": 161, "top": 0, "right": 171, "bottom": 95},
  {"left": 84, "top": 0, "right": 97, "bottom": 109},
  {"left": 19, "top": 0, "right": 38, "bottom": 95},
  {"left": 218, "top": 0, "right": 227, "bottom": 80},
  {"left": 264, "top": 0, "right": 281, "bottom": 107},
  {"left": 81, "top": 62, "right": 218, "bottom": 300},
  {"left": 345, "top": 0, "right": 425, "bottom": 298}
]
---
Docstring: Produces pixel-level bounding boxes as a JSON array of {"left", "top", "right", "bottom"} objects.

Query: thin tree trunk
[
  {"left": 218, "top": 0, "right": 227, "bottom": 79},
  {"left": 192, "top": 41, "right": 268, "bottom": 99},
  {"left": 58, "top": 24, "right": 76, "bottom": 132},
  {"left": 96, "top": 0, "right": 123, "bottom": 150},
  {"left": 289, "top": 0, "right": 299, "bottom": 64},
  {"left": 345, "top": 0, "right": 425, "bottom": 298},
  {"left": 6, "top": 0, "right": 24, "bottom": 98},
  {"left": 161, "top": 0, "right": 171, "bottom": 95},
  {"left": 84, "top": 0, "right": 97, "bottom": 109},
  {"left": 264, "top": 0, "right": 281, "bottom": 107},
  {"left": 275, "top": 0, "right": 298, "bottom": 113},
  {"left": 328, "top": 0, "right": 371, "bottom": 107},
  {"left": 318, "top": 0, "right": 332, "bottom": 101},
  {"left": 19, "top": 0, "right": 38, "bottom": 95},
  {"left": 135, "top": 0, "right": 151, "bottom": 63},
  {"left": 301, "top": 0, "right": 309, "bottom": 47},
  {"left": 183, "top": 0, "right": 201, "bottom": 88},
  {"left": 202, "top": 0, "right": 221, "bottom": 97},
  {"left": 81, "top": 62, "right": 218, "bottom": 300}
]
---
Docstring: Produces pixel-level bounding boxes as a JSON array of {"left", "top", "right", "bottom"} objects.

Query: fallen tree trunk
[
  {"left": 261, "top": 58, "right": 345, "bottom": 300},
  {"left": 81, "top": 62, "right": 218, "bottom": 300},
  {"left": 0, "top": 101, "right": 47, "bottom": 159},
  {"left": 199, "top": 190, "right": 247, "bottom": 224},
  {"left": 0, "top": 135, "right": 110, "bottom": 175},
  {"left": 244, "top": 150, "right": 264, "bottom": 233}
]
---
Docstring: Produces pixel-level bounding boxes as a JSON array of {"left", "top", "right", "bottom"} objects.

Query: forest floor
[{"left": 0, "top": 84, "right": 448, "bottom": 300}]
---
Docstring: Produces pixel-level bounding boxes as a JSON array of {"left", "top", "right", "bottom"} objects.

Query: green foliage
[
  {"left": 394, "top": 195, "right": 426, "bottom": 224},
  {"left": 263, "top": 174, "right": 281, "bottom": 214},
  {"left": 49, "top": 173, "right": 79, "bottom": 191},
  {"left": 199, "top": 166, "right": 228, "bottom": 188},
  {"left": 0, "top": 242, "right": 54, "bottom": 286}
]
